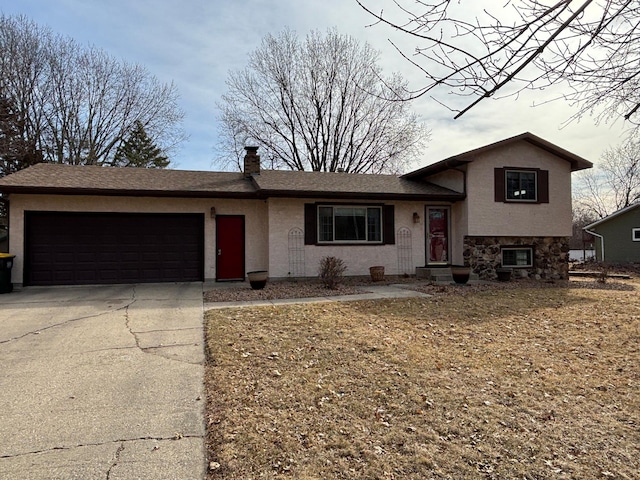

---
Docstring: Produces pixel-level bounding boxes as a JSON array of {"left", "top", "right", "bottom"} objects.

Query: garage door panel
[
  {"left": 25, "top": 212, "right": 204, "bottom": 286},
  {"left": 74, "top": 271, "right": 97, "bottom": 283},
  {"left": 53, "top": 271, "right": 76, "bottom": 283},
  {"left": 31, "top": 271, "right": 53, "bottom": 283}
]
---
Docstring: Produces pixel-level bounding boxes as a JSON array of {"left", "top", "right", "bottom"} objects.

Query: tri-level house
[{"left": 0, "top": 132, "right": 592, "bottom": 287}]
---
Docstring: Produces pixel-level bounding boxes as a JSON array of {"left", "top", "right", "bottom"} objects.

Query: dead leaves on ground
[{"left": 204, "top": 281, "right": 640, "bottom": 479}]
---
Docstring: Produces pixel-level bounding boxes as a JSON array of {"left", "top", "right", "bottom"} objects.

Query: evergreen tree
[
  {"left": 0, "top": 96, "right": 42, "bottom": 177},
  {"left": 1, "top": 95, "right": 43, "bottom": 218},
  {"left": 1, "top": 14, "right": 183, "bottom": 167},
  {"left": 112, "top": 121, "right": 170, "bottom": 168}
]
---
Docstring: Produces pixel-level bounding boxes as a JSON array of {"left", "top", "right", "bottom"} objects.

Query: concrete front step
[{"left": 416, "top": 267, "right": 479, "bottom": 283}]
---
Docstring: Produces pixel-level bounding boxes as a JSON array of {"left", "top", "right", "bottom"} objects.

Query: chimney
[{"left": 243, "top": 146, "right": 260, "bottom": 177}]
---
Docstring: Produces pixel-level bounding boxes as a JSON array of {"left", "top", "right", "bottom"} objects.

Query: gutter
[
  {"left": 0, "top": 186, "right": 258, "bottom": 199},
  {"left": 583, "top": 227, "right": 604, "bottom": 262},
  {"left": 254, "top": 189, "right": 466, "bottom": 202}
]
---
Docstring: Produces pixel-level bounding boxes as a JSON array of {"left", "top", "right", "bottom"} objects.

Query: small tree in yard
[{"left": 319, "top": 256, "right": 347, "bottom": 290}]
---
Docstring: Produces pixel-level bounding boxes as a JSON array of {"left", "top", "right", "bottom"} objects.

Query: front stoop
[{"left": 416, "top": 267, "right": 480, "bottom": 284}]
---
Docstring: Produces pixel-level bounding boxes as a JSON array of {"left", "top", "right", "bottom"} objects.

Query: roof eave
[
  {"left": 401, "top": 158, "right": 471, "bottom": 179},
  {"left": 257, "top": 189, "right": 465, "bottom": 202},
  {"left": 583, "top": 203, "right": 640, "bottom": 230},
  {"left": 522, "top": 136, "right": 593, "bottom": 171},
  {"left": 403, "top": 132, "right": 594, "bottom": 178},
  {"left": 0, "top": 186, "right": 258, "bottom": 199},
  {"left": 0, "top": 185, "right": 467, "bottom": 202}
]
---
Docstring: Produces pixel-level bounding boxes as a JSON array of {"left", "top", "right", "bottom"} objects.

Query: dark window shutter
[
  {"left": 494, "top": 168, "right": 505, "bottom": 202},
  {"left": 383, "top": 205, "right": 395, "bottom": 245},
  {"left": 304, "top": 203, "right": 317, "bottom": 245},
  {"left": 538, "top": 169, "right": 549, "bottom": 203}
]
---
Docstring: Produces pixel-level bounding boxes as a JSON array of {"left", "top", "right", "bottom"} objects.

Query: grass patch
[{"left": 204, "top": 281, "right": 640, "bottom": 479}]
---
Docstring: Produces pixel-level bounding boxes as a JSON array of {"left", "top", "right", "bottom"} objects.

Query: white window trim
[
  {"left": 505, "top": 169, "right": 538, "bottom": 202},
  {"left": 633, "top": 228, "right": 640, "bottom": 242},
  {"left": 501, "top": 247, "right": 533, "bottom": 268},
  {"left": 317, "top": 205, "right": 383, "bottom": 244}
]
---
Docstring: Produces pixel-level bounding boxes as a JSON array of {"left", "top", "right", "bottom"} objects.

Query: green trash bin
[{"left": 0, "top": 253, "right": 15, "bottom": 294}]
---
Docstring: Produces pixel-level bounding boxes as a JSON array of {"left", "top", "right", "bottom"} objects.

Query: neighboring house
[
  {"left": 0, "top": 132, "right": 592, "bottom": 287},
  {"left": 583, "top": 203, "right": 640, "bottom": 263}
]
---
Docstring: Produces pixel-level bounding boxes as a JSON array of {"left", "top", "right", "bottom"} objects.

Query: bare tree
[
  {"left": 574, "top": 139, "right": 640, "bottom": 217},
  {"left": 0, "top": 95, "right": 42, "bottom": 177},
  {"left": 356, "top": 0, "right": 640, "bottom": 130},
  {"left": 0, "top": 14, "right": 184, "bottom": 169},
  {"left": 218, "top": 28, "right": 429, "bottom": 174},
  {"left": 570, "top": 206, "right": 596, "bottom": 250}
]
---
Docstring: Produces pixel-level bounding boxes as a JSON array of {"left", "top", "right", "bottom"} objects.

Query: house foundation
[{"left": 463, "top": 236, "right": 570, "bottom": 280}]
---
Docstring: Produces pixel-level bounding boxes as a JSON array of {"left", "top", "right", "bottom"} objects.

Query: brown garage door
[{"left": 24, "top": 212, "right": 204, "bottom": 286}]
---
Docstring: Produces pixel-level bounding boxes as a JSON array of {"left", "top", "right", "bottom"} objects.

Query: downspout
[{"left": 584, "top": 228, "right": 604, "bottom": 262}]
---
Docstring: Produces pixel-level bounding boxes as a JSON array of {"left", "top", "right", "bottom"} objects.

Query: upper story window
[
  {"left": 506, "top": 170, "right": 537, "bottom": 201},
  {"left": 494, "top": 167, "right": 549, "bottom": 204},
  {"left": 318, "top": 206, "right": 382, "bottom": 243},
  {"left": 633, "top": 228, "right": 640, "bottom": 242}
]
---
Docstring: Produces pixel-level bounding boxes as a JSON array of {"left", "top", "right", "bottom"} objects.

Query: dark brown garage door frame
[{"left": 24, "top": 211, "right": 205, "bottom": 286}]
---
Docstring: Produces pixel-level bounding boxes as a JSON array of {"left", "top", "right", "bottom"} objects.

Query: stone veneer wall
[{"left": 463, "top": 236, "right": 570, "bottom": 280}]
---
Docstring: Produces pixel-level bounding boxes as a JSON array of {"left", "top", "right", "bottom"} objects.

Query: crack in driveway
[
  {"left": 0, "top": 283, "right": 206, "bottom": 479},
  {"left": 105, "top": 443, "right": 124, "bottom": 480},
  {"left": 0, "top": 292, "right": 137, "bottom": 346},
  {"left": 122, "top": 287, "right": 203, "bottom": 365},
  {"left": 0, "top": 434, "right": 205, "bottom": 460}
]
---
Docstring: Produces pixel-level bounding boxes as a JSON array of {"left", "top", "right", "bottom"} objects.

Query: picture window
[{"left": 318, "top": 205, "right": 382, "bottom": 243}]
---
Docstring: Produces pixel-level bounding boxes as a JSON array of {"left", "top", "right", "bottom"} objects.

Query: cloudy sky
[{"left": 1, "top": 0, "right": 631, "bottom": 172}]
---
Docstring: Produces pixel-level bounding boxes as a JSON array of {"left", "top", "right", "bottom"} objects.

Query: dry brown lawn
[{"left": 204, "top": 279, "right": 640, "bottom": 479}]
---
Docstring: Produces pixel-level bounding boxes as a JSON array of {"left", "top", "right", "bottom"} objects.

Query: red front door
[
  {"left": 427, "top": 207, "right": 449, "bottom": 264},
  {"left": 216, "top": 215, "right": 245, "bottom": 280}
]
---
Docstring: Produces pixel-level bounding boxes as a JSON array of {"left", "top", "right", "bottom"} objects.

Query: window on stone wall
[{"left": 501, "top": 247, "right": 533, "bottom": 267}]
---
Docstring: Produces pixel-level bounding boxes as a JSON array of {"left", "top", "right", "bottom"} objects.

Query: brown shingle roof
[
  {"left": 253, "top": 170, "right": 462, "bottom": 200},
  {"left": 0, "top": 163, "right": 464, "bottom": 201},
  {"left": 0, "top": 163, "right": 255, "bottom": 198},
  {"left": 402, "top": 132, "right": 593, "bottom": 179}
]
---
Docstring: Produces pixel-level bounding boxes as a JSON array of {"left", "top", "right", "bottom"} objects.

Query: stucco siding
[
  {"left": 6, "top": 194, "right": 268, "bottom": 284},
  {"left": 425, "top": 169, "right": 464, "bottom": 193},
  {"left": 449, "top": 201, "right": 468, "bottom": 265},
  {"left": 465, "top": 142, "right": 572, "bottom": 237},
  {"left": 267, "top": 198, "right": 427, "bottom": 278}
]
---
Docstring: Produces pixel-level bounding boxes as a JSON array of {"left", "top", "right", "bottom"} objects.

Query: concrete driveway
[{"left": 0, "top": 283, "right": 206, "bottom": 480}]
